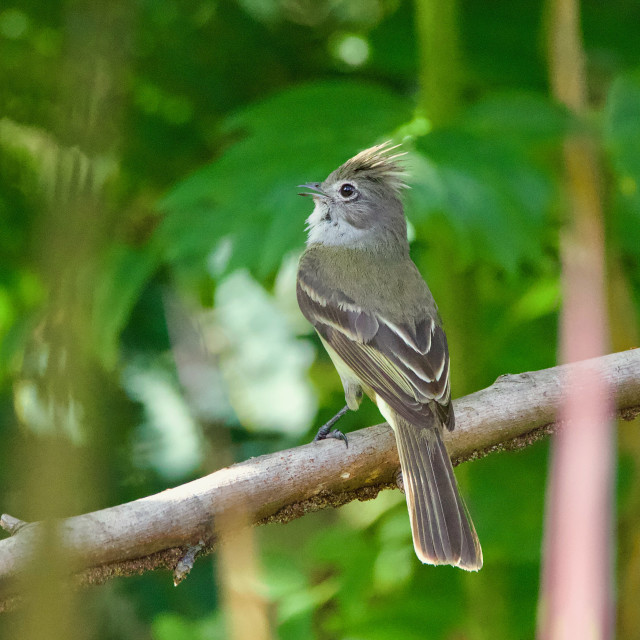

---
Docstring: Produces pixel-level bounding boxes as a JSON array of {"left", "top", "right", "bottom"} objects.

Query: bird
[{"left": 296, "top": 141, "right": 482, "bottom": 570}]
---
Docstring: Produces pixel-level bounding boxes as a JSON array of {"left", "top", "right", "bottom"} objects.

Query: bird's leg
[{"left": 313, "top": 405, "right": 349, "bottom": 447}]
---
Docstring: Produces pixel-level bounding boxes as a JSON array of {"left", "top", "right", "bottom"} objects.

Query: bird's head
[{"left": 299, "top": 141, "right": 408, "bottom": 250}]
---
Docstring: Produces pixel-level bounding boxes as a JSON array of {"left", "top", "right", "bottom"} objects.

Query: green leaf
[
  {"left": 463, "top": 92, "right": 569, "bottom": 142},
  {"left": 92, "top": 243, "right": 159, "bottom": 367},
  {"left": 604, "top": 72, "right": 640, "bottom": 264},
  {"left": 604, "top": 72, "right": 640, "bottom": 174},
  {"left": 409, "top": 126, "right": 555, "bottom": 272},
  {"left": 157, "top": 80, "right": 413, "bottom": 280},
  {"left": 468, "top": 442, "right": 547, "bottom": 562}
]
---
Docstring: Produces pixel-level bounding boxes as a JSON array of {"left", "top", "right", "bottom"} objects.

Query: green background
[{"left": 1, "top": 0, "right": 639, "bottom": 638}]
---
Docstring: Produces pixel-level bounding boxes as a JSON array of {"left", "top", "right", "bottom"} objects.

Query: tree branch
[{"left": 1, "top": 349, "right": 639, "bottom": 607}]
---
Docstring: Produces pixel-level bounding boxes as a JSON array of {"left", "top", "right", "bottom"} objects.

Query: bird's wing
[{"left": 297, "top": 276, "right": 453, "bottom": 429}]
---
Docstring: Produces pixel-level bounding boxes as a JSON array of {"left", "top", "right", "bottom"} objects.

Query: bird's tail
[{"left": 392, "top": 411, "right": 483, "bottom": 571}]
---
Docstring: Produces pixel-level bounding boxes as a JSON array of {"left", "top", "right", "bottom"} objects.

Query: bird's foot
[
  {"left": 314, "top": 428, "right": 348, "bottom": 447},
  {"left": 313, "top": 405, "right": 349, "bottom": 448}
]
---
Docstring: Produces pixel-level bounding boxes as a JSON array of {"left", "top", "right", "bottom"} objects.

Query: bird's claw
[{"left": 314, "top": 428, "right": 348, "bottom": 448}]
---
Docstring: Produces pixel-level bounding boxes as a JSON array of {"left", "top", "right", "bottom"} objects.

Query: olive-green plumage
[
  {"left": 297, "top": 142, "right": 482, "bottom": 570},
  {"left": 299, "top": 245, "right": 439, "bottom": 324}
]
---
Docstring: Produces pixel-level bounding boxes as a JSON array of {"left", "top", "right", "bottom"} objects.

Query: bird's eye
[{"left": 339, "top": 183, "right": 356, "bottom": 199}]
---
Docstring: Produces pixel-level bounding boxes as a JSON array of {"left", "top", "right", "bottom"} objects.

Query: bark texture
[{"left": 1, "top": 349, "right": 638, "bottom": 606}]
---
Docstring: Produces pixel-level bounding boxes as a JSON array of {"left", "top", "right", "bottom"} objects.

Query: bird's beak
[{"left": 298, "top": 182, "right": 327, "bottom": 198}]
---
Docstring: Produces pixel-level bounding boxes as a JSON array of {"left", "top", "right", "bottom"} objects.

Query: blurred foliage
[
  {"left": 0, "top": 0, "right": 639, "bottom": 639},
  {"left": 157, "top": 80, "right": 413, "bottom": 278}
]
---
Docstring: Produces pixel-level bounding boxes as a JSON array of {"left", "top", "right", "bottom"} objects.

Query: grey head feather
[{"left": 329, "top": 141, "right": 408, "bottom": 194}]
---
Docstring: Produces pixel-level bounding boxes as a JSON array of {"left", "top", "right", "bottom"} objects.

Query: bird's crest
[{"left": 334, "top": 141, "right": 408, "bottom": 193}]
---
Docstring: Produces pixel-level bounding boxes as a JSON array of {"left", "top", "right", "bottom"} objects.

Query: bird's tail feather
[{"left": 392, "top": 411, "right": 482, "bottom": 571}]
